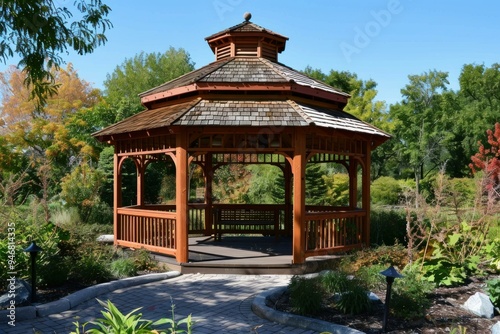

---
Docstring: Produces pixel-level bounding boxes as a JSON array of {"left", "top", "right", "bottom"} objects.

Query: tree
[
  {"left": 305, "top": 163, "right": 327, "bottom": 205},
  {"left": 245, "top": 164, "right": 281, "bottom": 204},
  {"left": 302, "top": 67, "right": 394, "bottom": 179},
  {"left": 60, "top": 161, "right": 106, "bottom": 223},
  {"left": 0, "top": 0, "right": 112, "bottom": 108},
  {"left": 322, "top": 172, "right": 349, "bottom": 206},
  {"left": 390, "top": 70, "right": 451, "bottom": 195},
  {"left": 470, "top": 122, "right": 500, "bottom": 191},
  {"left": 0, "top": 64, "right": 101, "bottom": 197},
  {"left": 103, "top": 48, "right": 195, "bottom": 119},
  {"left": 447, "top": 64, "right": 500, "bottom": 177}
]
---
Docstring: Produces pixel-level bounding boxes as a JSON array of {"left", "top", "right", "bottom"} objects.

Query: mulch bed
[{"left": 271, "top": 275, "right": 499, "bottom": 333}]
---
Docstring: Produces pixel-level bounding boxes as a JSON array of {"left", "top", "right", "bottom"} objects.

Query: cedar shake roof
[
  {"left": 139, "top": 57, "right": 349, "bottom": 101},
  {"left": 204, "top": 21, "right": 288, "bottom": 51},
  {"left": 93, "top": 16, "right": 391, "bottom": 145},
  {"left": 93, "top": 98, "right": 389, "bottom": 139}
]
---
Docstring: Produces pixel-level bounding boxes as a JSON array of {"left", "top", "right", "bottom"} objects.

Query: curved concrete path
[{"left": 1, "top": 273, "right": 361, "bottom": 334}]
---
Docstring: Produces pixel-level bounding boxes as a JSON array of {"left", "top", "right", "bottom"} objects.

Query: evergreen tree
[{"left": 305, "top": 163, "right": 327, "bottom": 205}]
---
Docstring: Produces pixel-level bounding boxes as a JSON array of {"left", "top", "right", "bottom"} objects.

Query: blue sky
[{"left": 3, "top": 0, "right": 500, "bottom": 106}]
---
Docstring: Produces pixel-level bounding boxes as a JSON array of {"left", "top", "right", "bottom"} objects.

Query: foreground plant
[
  {"left": 405, "top": 169, "right": 497, "bottom": 286},
  {"left": 486, "top": 278, "right": 500, "bottom": 308},
  {"left": 71, "top": 299, "right": 193, "bottom": 334}
]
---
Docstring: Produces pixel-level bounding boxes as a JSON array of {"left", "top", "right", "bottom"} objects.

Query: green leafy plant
[
  {"left": 288, "top": 275, "right": 323, "bottom": 315},
  {"left": 486, "top": 278, "right": 500, "bottom": 308},
  {"left": 111, "top": 257, "right": 137, "bottom": 279},
  {"left": 482, "top": 238, "right": 500, "bottom": 272},
  {"left": 391, "top": 264, "right": 433, "bottom": 319},
  {"left": 422, "top": 221, "right": 483, "bottom": 286},
  {"left": 71, "top": 299, "right": 193, "bottom": 334},
  {"left": 406, "top": 171, "right": 495, "bottom": 286}
]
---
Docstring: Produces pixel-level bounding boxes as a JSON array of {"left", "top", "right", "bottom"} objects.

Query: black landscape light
[
  {"left": 380, "top": 265, "right": 403, "bottom": 333},
  {"left": 24, "top": 241, "right": 43, "bottom": 303}
]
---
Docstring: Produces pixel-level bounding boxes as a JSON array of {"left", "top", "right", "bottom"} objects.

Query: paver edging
[
  {"left": 252, "top": 286, "right": 364, "bottom": 334},
  {"left": 0, "top": 271, "right": 181, "bottom": 321}
]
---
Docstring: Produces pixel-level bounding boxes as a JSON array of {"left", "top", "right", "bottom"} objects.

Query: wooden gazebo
[{"left": 93, "top": 15, "right": 390, "bottom": 266}]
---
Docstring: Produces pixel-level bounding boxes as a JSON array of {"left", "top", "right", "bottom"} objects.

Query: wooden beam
[
  {"left": 284, "top": 161, "right": 292, "bottom": 237},
  {"left": 292, "top": 129, "right": 306, "bottom": 264},
  {"left": 349, "top": 157, "right": 358, "bottom": 209},
  {"left": 113, "top": 152, "right": 122, "bottom": 247},
  {"left": 136, "top": 157, "right": 145, "bottom": 207},
  {"left": 362, "top": 143, "right": 371, "bottom": 246},
  {"left": 175, "top": 132, "right": 189, "bottom": 263},
  {"left": 204, "top": 153, "right": 213, "bottom": 236}
]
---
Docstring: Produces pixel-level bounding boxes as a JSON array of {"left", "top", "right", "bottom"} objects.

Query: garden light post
[
  {"left": 380, "top": 265, "right": 403, "bottom": 333},
  {"left": 24, "top": 241, "right": 43, "bottom": 303}
]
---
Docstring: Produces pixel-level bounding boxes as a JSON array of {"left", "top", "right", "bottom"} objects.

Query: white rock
[
  {"left": 462, "top": 292, "right": 494, "bottom": 319},
  {"left": 491, "top": 321, "right": 500, "bottom": 334},
  {"left": 96, "top": 234, "right": 114, "bottom": 243}
]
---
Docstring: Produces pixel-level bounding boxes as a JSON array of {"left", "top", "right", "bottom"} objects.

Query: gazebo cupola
[{"left": 205, "top": 12, "right": 288, "bottom": 62}]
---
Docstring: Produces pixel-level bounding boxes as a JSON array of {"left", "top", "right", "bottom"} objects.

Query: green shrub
[
  {"left": 355, "top": 264, "right": 386, "bottom": 291},
  {"left": 339, "top": 243, "right": 408, "bottom": 274},
  {"left": 111, "top": 258, "right": 137, "bottom": 278},
  {"left": 132, "top": 248, "right": 160, "bottom": 272},
  {"left": 391, "top": 264, "right": 433, "bottom": 320},
  {"left": 289, "top": 275, "right": 323, "bottom": 315},
  {"left": 38, "top": 254, "right": 69, "bottom": 288},
  {"left": 335, "top": 279, "right": 371, "bottom": 315},
  {"left": 86, "top": 201, "right": 113, "bottom": 225},
  {"left": 321, "top": 271, "right": 350, "bottom": 294},
  {"left": 370, "top": 207, "right": 407, "bottom": 246},
  {"left": 486, "top": 278, "right": 500, "bottom": 308},
  {"left": 71, "top": 252, "right": 112, "bottom": 285},
  {"left": 371, "top": 176, "right": 402, "bottom": 205}
]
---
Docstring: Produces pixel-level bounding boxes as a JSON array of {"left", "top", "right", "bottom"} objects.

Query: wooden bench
[{"left": 214, "top": 207, "right": 280, "bottom": 240}]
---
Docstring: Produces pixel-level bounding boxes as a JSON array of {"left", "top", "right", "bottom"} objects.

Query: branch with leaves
[{"left": 0, "top": 0, "right": 112, "bottom": 108}]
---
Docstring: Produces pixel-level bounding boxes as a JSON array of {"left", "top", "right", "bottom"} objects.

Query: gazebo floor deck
[{"left": 152, "top": 236, "right": 344, "bottom": 275}]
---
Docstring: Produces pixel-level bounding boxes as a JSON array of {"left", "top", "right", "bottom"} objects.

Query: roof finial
[{"left": 243, "top": 12, "right": 252, "bottom": 22}]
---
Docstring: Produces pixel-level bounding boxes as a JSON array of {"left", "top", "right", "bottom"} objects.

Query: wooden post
[
  {"left": 176, "top": 133, "right": 189, "bottom": 263},
  {"left": 362, "top": 142, "right": 372, "bottom": 247},
  {"left": 136, "top": 157, "right": 145, "bottom": 208},
  {"left": 349, "top": 157, "right": 358, "bottom": 209},
  {"left": 113, "top": 152, "right": 122, "bottom": 247},
  {"left": 284, "top": 162, "right": 292, "bottom": 237},
  {"left": 205, "top": 153, "right": 213, "bottom": 236},
  {"left": 292, "top": 130, "right": 306, "bottom": 264}
]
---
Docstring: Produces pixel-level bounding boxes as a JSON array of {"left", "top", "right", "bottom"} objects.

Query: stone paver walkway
[{"left": 0, "top": 274, "right": 318, "bottom": 334}]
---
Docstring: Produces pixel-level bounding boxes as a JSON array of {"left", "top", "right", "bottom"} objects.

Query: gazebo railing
[
  {"left": 116, "top": 204, "right": 207, "bottom": 255},
  {"left": 116, "top": 206, "right": 177, "bottom": 256},
  {"left": 305, "top": 209, "right": 366, "bottom": 257},
  {"left": 115, "top": 204, "right": 365, "bottom": 258}
]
